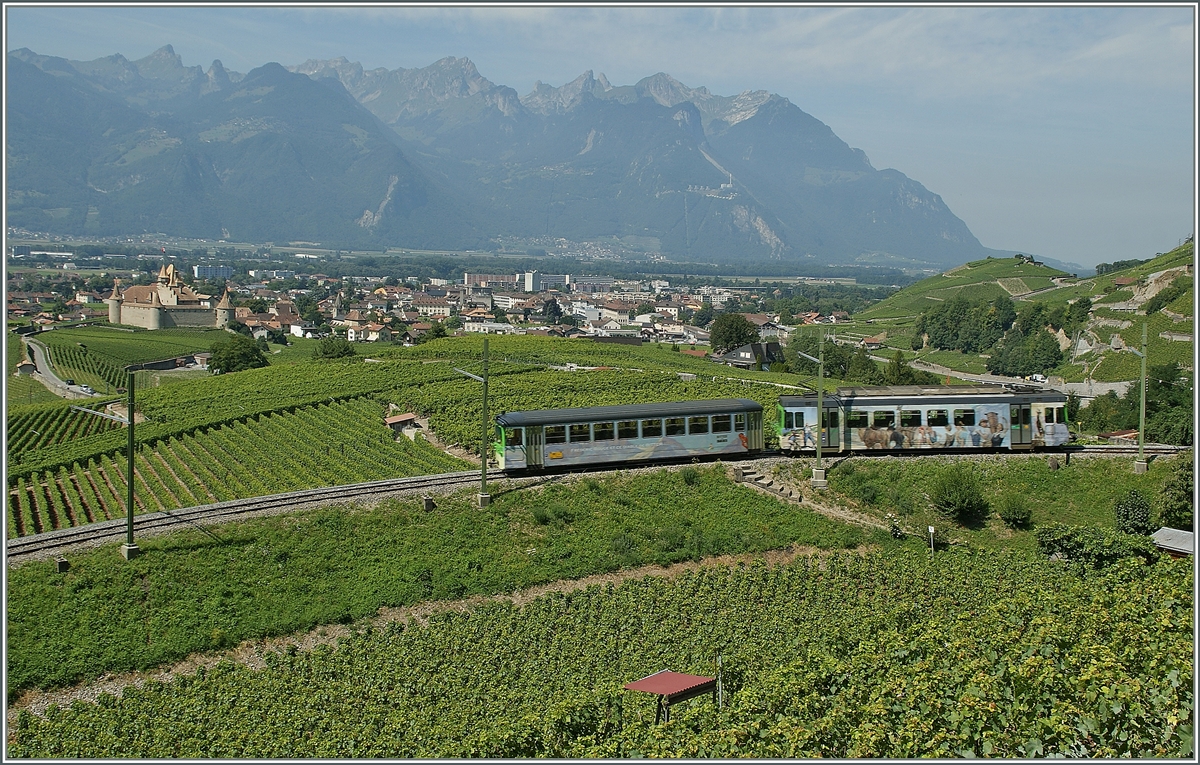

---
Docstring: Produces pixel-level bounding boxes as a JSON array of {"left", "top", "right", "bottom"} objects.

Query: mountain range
[{"left": 8, "top": 45, "right": 1013, "bottom": 269}]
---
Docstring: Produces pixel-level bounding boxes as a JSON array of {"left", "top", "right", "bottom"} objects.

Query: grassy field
[
  {"left": 855, "top": 257, "right": 1067, "bottom": 321},
  {"left": 778, "top": 451, "right": 1186, "bottom": 554},
  {"left": 6, "top": 466, "right": 876, "bottom": 697}
]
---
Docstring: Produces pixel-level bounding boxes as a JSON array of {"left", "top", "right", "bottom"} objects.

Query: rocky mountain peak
[
  {"left": 520, "top": 70, "right": 609, "bottom": 114},
  {"left": 635, "top": 72, "right": 711, "bottom": 108}
]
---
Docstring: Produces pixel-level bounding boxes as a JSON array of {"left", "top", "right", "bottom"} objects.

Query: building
[
  {"left": 719, "top": 342, "right": 785, "bottom": 370},
  {"left": 193, "top": 264, "right": 235, "bottom": 280},
  {"left": 108, "top": 264, "right": 233, "bottom": 330}
]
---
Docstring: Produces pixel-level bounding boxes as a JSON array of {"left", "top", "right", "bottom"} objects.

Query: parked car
[
  {"left": 80, "top": 384, "right": 95, "bottom": 394},
  {"left": 64, "top": 379, "right": 76, "bottom": 386}
]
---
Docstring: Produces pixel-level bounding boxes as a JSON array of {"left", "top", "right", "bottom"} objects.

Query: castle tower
[
  {"left": 215, "top": 290, "right": 234, "bottom": 329},
  {"left": 148, "top": 289, "right": 163, "bottom": 330},
  {"left": 106, "top": 279, "right": 122, "bottom": 324}
]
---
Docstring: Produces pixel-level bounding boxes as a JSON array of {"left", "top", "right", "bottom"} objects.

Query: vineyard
[
  {"left": 7, "top": 397, "right": 471, "bottom": 537},
  {"left": 380, "top": 333, "right": 800, "bottom": 384},
  {"left": 8, "top": 343, "right": 789, "bottom": 536},
  {"left": 33, "top": 326, "right": 227, "bottom": 392},
  {"left": 6, "top": 467, "right": 870, "bottom": 696},
  {"left": 9, "top": 549, "right": 1192, "bottom": 758},
  {"left": 6, "top": 401, "right": 122, "bottom": 461}
]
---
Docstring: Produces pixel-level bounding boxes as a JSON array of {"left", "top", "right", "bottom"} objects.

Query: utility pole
[
  {"left": 1121, "top": 322, "right": 1149, "bottom": 474},
  {"left": 69, "top": 368, "right": 139, "bottom": 560},
  {"left": 124, "top": 369, "right": 138, "bottom": 558},
  {"left": 1136, "top": 322, "right": 1148, "bottom": 473},
  {"left": 794, "top": 329, "right": 827, "bottom": 488},
  {"left": 454, "top": 337, "right": 491, "bottom": 507}
]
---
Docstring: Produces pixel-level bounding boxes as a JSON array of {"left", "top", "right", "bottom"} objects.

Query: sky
[{"left": 4, "top": 3, "right": 1196, "bottom": 269}]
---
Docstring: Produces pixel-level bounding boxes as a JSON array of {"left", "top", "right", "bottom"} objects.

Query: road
[{"left": 21, "top": 336, "right": 98, "bottom": 400}]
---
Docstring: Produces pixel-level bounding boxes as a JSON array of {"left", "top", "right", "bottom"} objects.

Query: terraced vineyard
[{"left": 7, "top": 397, "right": 470, "bottom": 537}]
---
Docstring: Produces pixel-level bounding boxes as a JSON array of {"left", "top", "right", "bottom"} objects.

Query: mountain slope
[
  {"left": 7, "top": 54, "right": 475, "bottom": 247},
  {"left": 10, "top": 47, "right": 991, "bottom": 266}
]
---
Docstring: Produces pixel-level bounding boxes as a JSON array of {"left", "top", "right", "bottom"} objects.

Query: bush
[
  {"left": 996, "top": 494, "right": 1032, "bottom": 529},
  {"left": 928, "top": 463, "right": 989, "bottom": 523},
  {"left": 1115, "top": 489, "right": 1154, "bottom": 536},
  {"left": 680, "top": 467, "right": 700, "bottom": 486},
  {"left": 1035, "top": 523, "right": 1161, "bottom": 568},
  {"left": 313, "top": 336, "right": 357, "bottom": 360},
  {"left": 1157, "top": 453, "right": 1194, "bottom": 530}
]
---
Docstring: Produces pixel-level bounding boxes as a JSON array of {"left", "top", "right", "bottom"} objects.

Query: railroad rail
[
  {"left": 6, "top": 445, "right": 1187, "bottom": 564},
  {"left": 6, "top": 470, "right": 482, "bottom": 564}
]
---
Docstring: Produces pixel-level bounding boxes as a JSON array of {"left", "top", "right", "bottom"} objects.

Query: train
[{"left": 492, "top": 384, "right": 1070, "bottom": 473}]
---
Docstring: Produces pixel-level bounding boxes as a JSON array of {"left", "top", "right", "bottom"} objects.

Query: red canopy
[{"left": 624, "top": 670, "right": 716, "bottom": 702}]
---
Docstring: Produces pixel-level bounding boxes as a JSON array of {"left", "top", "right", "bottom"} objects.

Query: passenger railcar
[
  {"left": 777, "top": 384, "right": 1070, "bottom": 454},
  {"left": 494, "top": 399, "right": 764, "bottom": 473}
]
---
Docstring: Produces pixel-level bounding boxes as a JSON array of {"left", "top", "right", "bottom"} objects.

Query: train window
[
  {"left": 900, "top": 410, "right": 922, "bottom": 427},
  {"left": 713, "top": 414, "right": 732, "bottom": 432},
  {"left": 873, "top": 411, "right": 895, "bottom": 428},
  {"left": 570, "top": 423, "right": 592, "bottom": 442},
  {"left": 1043, "top": 408, "right": 1055, "bottom": 424},
  {"left": 545, "top": 425, "right": 566, "bottom": 444},
  {"left": 783, "top": 411, "right": 794, "bottom": 429},
  {"left": 642, "top": 419, "right": 663, "bottom": 438},
  {"left": 506, "top": 428, "right": 524, "bottom": 447},
  {"left": 823, "top": 410, "right": 838, "bottom": 429},
  {"left": 734, "top": 413, "right": 746, "bottom": 431},
  {"left": 665, "top": 417, "right": 686, "bottom": 436},
  {"left": 593, "top": 422, "right": 615, "bottom": 441},
  {"left": 689, "top": 416, "right": 709, "bottom": 434},
  {"left": 927, "top": 410, "right": 948, "bottom": 426},
  {"left": 618, "top": 420, "right": 639, "bottom": 439},
  {"left": 847, "top": 410, "right": 869, "bottom": 428},
  {"left": 1056, "top": 407, "right": 1066, "bottom": 423},
  {"left": 953, "top": 409, "right": 975, "bottom": 427}
]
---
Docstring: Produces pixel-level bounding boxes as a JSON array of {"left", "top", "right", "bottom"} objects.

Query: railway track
[
  {"left": 6, "top": 470, "right": 482, "bottom": 564},
  {"left": 7, "top": 445, "right": 1188, "bottom": 564}
]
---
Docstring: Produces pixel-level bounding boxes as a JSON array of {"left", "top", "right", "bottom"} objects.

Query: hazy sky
[{"left": 4, "top": 4, "right": 1196, "bottom": 268}]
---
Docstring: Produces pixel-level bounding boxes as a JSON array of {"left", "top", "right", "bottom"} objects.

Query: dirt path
[{"left": 6, "top": 543, "right": 864, "bottom": 726}]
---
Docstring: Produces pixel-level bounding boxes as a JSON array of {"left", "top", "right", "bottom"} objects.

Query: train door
[
  {"left": 1009, "top": 404, "right": 1032, "bottom": 448},
  {"left": 745, "top": 410, "right": 764, "bottom": 451},
  {"left": 822, "top": 408, "right": 840, "bottom": 451},
  {"left": 526, "top": 426, "right": 545, "bottom": 468}
]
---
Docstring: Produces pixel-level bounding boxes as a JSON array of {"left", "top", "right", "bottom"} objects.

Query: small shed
[
  {"left": 1151, "top": 528, "right": 1193, "bottom": 559},
  {"left": 15, "top": 360, "right": 36, "bottom": 376},
  {"left": 624, "top": 670, "right": 717, "bottom": 723},
  {"left": 385, "top": 412, "right": 419, "bottom": 434}
]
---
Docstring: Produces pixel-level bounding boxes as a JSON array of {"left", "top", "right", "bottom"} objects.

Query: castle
[{"left": 107, "top": 264, "right": 234, "bottom": 330}]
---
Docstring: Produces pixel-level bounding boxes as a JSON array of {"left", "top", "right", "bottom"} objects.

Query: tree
[
  {"left": 883, "top": 349, "right": 913, "bottom": 385},
  {"left": 634, "top": 302, "right": 657, "bottom": 318},
  {"left": 1114, "top": 489, "right": 1154, "bottom": 536},
  {"left": 313, "top": 336, "right": 356, "bottom": 360},
  {"left": 710, "top": 313, "right": 760, "bottom": 354},
  {"left": 241, "top": 297, "right": 269, "bottom": 314},
  {"left": 691, "top": 303, "right": 714, "bottom": 327},
  {"left": 542, "top": 299, "right": 563, "bottom": 323},
  {"left": 209, "top": 334, "right": 269, "bottom": 374},
  {"left": 1157, "top": 453, "right": 1193, "bottom": 530}
]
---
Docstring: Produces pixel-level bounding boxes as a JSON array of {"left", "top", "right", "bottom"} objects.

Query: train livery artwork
[
  {"left": 492, "top": 386, "right": 1070, "bottom": 474},
  {"left": 778, "top": 385, "right": 1071, "bottom": 454},
  {"left": 493, "top": 399, "right": 765, "bottom": 472}
]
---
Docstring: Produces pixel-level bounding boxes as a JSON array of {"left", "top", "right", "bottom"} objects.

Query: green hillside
[
  {"left": 836, "top": 243, "right": 1194, "bottom": 385},
  {"left": 856, "top": 256, "right": 1069, "bottom": 321}
]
